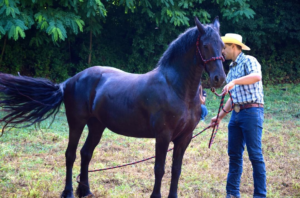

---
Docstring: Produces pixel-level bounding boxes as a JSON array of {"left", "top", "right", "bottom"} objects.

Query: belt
[
  {"left": 239, "top": 103, "right": 264, "bottom": 110},
  {"left": 233, "top": 103, "right": 264, "bottom": 113}
]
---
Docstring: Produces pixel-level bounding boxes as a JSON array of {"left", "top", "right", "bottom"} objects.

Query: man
[
  {"left": 199, "top": 85, "right": 208, "bottom": 121},
  {"left": 210, "top": 33, "right": 266, "bottom": 198}
]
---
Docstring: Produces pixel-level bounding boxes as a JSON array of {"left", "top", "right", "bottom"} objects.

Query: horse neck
[{"left": 160, "top": 47, "right": 204, "bottom": 102}]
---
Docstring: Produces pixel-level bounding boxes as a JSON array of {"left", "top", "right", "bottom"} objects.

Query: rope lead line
[
  {"left": 76, "top": 126, "right": 211, "bottom": 185},
  {"left": 208, "top": 88, "right": 233, "bottom": 148},
  {"left": 76, "top": 89, "right": 233, "bottom": 185}
]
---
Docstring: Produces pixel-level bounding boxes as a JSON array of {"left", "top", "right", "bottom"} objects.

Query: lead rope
[
  {"left": 76, "top": 125, "right": 211, "bottom": 186},
  {"left": 208, "top": 88, "right": 234, "bottom": 148},
  {"left": 76, "top": 89, "right": 233, "bottom": 186}
]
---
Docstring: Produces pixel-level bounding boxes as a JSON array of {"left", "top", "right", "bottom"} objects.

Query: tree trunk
[
  {"left": 0, "top": 35, "right": 7, "bottom": 68},
  {"left": 88, "top": 30, "right": 93, "bottom": 65}
]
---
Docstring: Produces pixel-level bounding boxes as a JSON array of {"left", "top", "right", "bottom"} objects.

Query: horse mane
[{"left": 157, "top": 23, "right": 218, "bottom": 68}]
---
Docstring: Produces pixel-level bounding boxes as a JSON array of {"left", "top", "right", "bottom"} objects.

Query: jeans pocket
[{"left": 242, "top": 108, "right": 263, "bottom": 128}]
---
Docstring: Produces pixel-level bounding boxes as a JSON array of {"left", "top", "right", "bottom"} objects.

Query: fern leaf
[
  {"left": 70, "top": 20, "right": 78, "bottom": 34},
  {"left": 15, "top": 26, "right": 25, "bottom": 40},
  {"left": 56, "top": 21, "right": 67, "bottom": 39},
  {"left": 52, "top": 27, "right": 58, "bottom": 42},
  {"left": 46, "top": 21, "right": 55, "bottom": 34},
  {"left": 35, "top": 13, "right": 43, "bottom": 23},
  {"left": 75, "top": 18, "right": 84, "bottom": 32},
  {"left": 56, "top": 28, "right": 64, "bottom": 40},
  {"left": 15, "top": 19, "right": 27, "bottom": 30},
  {"left": 0, "top": 25, "right": 5, "bottom": 34},
  {"left": 41, "top": 21, "right": 48, "bottom": 30},
  {"left": 8, "top": 24, "right": 15, "bottom": 39},
  {"left": 6, "top": 6, "right": 11, "bottom": 16},
  {"left": 0, "top": 5, "right": 6, "bottom": 15}
]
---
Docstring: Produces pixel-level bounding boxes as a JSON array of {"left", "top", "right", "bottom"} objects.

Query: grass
[{"left": 0, "top": 84, "right": 300, "bottom": 198}]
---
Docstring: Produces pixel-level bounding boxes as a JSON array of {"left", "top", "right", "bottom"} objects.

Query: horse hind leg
[
  {"left": 76, "top": 117, "right": 105, "bottom": 198},
  {"left": 61, "top": 119, "right": 87, "bottom": 198}
]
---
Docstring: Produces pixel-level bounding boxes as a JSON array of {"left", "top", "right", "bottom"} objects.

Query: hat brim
[{"left": 221, "top": 37, "right": 251, "bottom": 51}]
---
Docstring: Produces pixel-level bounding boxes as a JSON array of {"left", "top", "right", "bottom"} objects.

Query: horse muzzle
[{"left": 210, "top": 73, "right": 226, "bottom": 88}]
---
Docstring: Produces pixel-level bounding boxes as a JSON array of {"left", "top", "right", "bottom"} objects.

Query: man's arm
[
  {"left": 202, "top": 96, "right": 206, "bottom": 104},
  {"left": 232, "top": 73, "right": 261, "bottom": 85},
  {"left": 223, "top": 73, "right": 261, "bottom": 94},
  {"left": 199, "top": 94, "right": 205, "bottom": 104}
]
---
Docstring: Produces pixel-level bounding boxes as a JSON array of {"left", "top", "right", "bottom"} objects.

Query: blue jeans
[
  {"left": 200, "top": 104, "right": 208, "bottom": 121},
  {"left": 226, "top": 107, "right": 266, "bottom": 198}
]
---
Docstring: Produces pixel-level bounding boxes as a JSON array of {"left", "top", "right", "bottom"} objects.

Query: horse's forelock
[{"left": 203, "top": 25, "right": 219, "bottom": 38}]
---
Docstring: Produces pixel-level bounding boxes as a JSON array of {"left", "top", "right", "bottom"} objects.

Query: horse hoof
[
  {"left": 82, "top": 194, "right": 95, "bottom": 198},
  {"left": 150, "top": 193, "right": 161, "bottom": 198},
  {"left": 61, "top": 191, "right": 75, "bottom": 198},
  {"left": 76, "top": 185, "right": 94, "bottom": 198}
]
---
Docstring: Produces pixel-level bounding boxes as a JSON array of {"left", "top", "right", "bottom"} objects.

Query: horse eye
[{"left": 204, "top": 45, "right": 209, "bottom": 49}]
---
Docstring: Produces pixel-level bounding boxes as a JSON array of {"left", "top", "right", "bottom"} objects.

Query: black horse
[{"left": 0, "top": 17, "right": 225, "bottom": 198}]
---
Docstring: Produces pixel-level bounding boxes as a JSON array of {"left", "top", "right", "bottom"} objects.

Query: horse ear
[
  {"left": 194, "top": 16, "right": 205, "bottom": 35},
  {"left": 213, "top": 16, "right": 220, "bottom": 31}
]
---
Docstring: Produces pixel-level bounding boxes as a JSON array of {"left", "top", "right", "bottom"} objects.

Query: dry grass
[{"left": 0, "top": 84, "right": 300, "bottom": 198}]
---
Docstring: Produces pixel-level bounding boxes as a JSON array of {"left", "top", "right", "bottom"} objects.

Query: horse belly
[
  {"left": 104, "top": 115, "right": 154, "bottom": 138},
  {"left": 93, "top": 100, "right": 155, "bottom": 138}
]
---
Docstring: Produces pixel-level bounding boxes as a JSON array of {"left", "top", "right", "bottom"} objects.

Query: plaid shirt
[{"left": 226, "top": 52, "right": 264, "bottom": 104}]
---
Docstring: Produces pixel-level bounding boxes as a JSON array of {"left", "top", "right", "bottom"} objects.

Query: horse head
[{"left": 195, "top": 17, "right": 226, "bottom": 88}]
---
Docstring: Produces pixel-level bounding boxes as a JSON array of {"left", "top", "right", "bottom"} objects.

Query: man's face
[{"left": 222, "top": 43, "right": 233, "bottom": 60}]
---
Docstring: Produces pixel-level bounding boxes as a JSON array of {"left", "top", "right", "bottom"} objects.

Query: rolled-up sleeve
[{"left": 245, "top": 56, "right": 262, "bottom": 75}]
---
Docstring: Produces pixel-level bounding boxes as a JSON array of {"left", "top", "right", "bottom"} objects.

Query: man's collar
[{"left": 230, "top": 52, "right": 245, "bottom": 67}]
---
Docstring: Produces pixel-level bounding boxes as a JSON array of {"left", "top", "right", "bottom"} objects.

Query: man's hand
[
  {"left": 222, "top": 81, "right": 235, "bottom": 95},
  {"left": 210, "top": 116, "right": 222, "bottom": 127}
]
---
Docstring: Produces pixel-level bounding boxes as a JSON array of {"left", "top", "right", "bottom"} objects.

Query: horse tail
[{"left": 0, "top": 73, "right": 64, "bottom": 135}]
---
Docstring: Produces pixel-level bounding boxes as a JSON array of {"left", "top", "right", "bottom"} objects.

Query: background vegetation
[
  {"left": 0, "top": 84, "right": 299, "bottom": 197},
  {"left": 0, "top": 0, "right": 299, "bottom": 84}
]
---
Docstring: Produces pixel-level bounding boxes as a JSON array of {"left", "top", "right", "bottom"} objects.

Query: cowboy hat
[{"left": 221, "top": 33, "right": 250, "bottom": 50}]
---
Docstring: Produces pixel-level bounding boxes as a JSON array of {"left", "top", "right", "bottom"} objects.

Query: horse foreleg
[
  {"left": 76, "top": 118, "right": 105, "bottom": 198},
  {"left": 61, "top": 123, "right": 86, "bottom": 198},
  {"left": 168, "top": 133, "right": 192, "bottom": 198},
  {"left": 151, "top": 135, "right": 171, "bottom": 198}
]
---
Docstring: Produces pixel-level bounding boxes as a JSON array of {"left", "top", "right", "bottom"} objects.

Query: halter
[{"left": 196, "top": 36, "right": 225, "bottom": 64}]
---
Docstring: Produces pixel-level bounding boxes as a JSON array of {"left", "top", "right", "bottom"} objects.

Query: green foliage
[
  {"left": 0, "top": 0, "right": 33, "bottom": 40},
  {"left": 219, "top": 0, "right": 300, "bottom": 84},
  {"left": 34, "top": 9, "right": 85, "bottom": 42},
  {"left": 85, "top": 0, "right": 107, "bottom": 17},
  {"left": 222, "top": 2, "right": 255, "bottom": 23},
  {"left": 0, "top": 0, "right": 299, "bottom": 84},
  {"left": 0, "top": 0, "right": 86, "bottom": 42}
]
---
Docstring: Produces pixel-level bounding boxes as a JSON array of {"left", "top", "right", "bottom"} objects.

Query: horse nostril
[{"left": 214, "top": 75, "right": 219, "bottom": 82}]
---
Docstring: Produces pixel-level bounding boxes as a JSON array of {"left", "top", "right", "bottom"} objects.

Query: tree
[
  {"left": 0, "top": 0, "right": 257, "bottom": 80},
  {"left": 0, "top": 0, "right": 255, "bottom": 42},
  {"left": 219, "top": 0, "right": 300, "bottom": 83}
]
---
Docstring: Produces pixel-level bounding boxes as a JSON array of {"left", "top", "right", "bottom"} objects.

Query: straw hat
[{"left": 221, "top": 33, "right": 250, "bottom": 51}]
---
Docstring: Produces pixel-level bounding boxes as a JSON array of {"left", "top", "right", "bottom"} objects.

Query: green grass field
[{"left": 0, "top": 84, "right": 299, "bottom": 198}]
